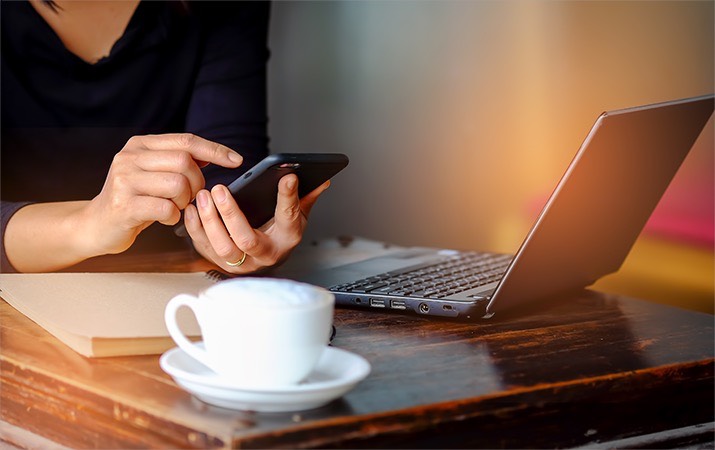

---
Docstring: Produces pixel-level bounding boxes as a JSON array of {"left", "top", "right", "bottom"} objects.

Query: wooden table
[{"left": 1, "top": 240, "right": 713, "bottom": 448}]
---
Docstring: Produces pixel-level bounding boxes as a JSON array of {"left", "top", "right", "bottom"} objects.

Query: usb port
[
  {"left": 369, "top": 298, "right": 386, "bottom": 308},
  {"left": 390, "top": 300, "right": 407, "bottom": 310}
]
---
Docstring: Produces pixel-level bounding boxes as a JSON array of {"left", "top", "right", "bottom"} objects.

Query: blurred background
[{"left": 267, "top": 1, "right": 714, "bottom": 312}]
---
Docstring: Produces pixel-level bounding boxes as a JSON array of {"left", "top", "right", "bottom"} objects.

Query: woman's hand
[
  {"left": 81, "top": 133, "right": 243, "bottom": 256},
  {"left": 184, "top": 174, "right": 330, "bottom": 274},
  {"left": 5, "top": 133, "right": 244, "bottom": 273}
]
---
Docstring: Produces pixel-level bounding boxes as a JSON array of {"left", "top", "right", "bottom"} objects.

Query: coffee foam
[{"left": 204, "top": 278, "right": 333, "bottom": 309}]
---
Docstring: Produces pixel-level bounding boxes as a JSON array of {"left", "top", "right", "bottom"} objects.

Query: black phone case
[{"left": 174, "top": 153, "right": 349, "bottom": 237}]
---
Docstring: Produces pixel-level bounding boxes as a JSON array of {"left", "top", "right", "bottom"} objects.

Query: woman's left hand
[{"left": 183, "top": 174, "right": 330, "bottom": 273}]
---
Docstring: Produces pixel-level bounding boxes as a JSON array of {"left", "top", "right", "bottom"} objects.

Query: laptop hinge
[{"left": 471, "top": 297, "right": 494, "bottom": 319}]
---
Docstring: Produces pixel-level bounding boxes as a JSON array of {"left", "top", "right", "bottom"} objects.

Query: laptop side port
[
  {"left": 390, "top": 300, "right": 407, "bottom": 310},
  {"left": 369, "top": 298, "right": 386, "bottom": 308},
  {"left": 419, "top": 303, "right": 430, "bottom": 313}
]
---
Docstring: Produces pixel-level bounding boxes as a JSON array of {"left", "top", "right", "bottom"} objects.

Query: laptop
[{"left": 293, "top": 95, "right": 714, "bottom": 320}]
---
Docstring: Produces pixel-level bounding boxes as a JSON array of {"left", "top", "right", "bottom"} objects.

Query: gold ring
[{"left": 226, "top": 251, "right": 247, "bottom": 267}]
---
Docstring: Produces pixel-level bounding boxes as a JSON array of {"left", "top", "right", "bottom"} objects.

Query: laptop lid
[{"left": 487, "top": 94, "right": 714, "bottom": 316}]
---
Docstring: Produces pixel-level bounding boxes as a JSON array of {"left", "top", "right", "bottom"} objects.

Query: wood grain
[{"left": 1, "top": 249, "right": 713, "bottom": 448}]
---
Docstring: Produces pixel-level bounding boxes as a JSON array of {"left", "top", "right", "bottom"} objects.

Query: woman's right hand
[
  {"left": 4, "top": 133, "right": 243, "bottom": 272},
  {"left": 81, "top": 133, "right": 243, "bottom": 256}
]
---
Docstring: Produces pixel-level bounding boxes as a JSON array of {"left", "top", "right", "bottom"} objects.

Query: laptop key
[
  {"left": 352, "top": 282, "right": 388, "bottom": 293},
  {"left": 371, "top": 286, "right": 395, "bottom": 295}
]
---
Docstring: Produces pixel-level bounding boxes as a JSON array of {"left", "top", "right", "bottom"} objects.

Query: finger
[
  {"left": 184, "top": 204, "right": 213, "bottom": 255},
  {"left": 134, "top": 133, "right": 243, "bottom": 169},
  {"left": 299, "top": 180, "right": 331, "bottom": 218},
  {"left": 129, "top": 196, "right": 181, "bottom": 226},
  {"left": 126, "top": 170, "right": 194, "bottom": 210},
  {"left": 195, "top": 189, "right": 248, "bottom": 264},
  {"left": 133, "top": 149, "right": 206, "bottom": 197},
  {"left": 209, "top": 185, "right": 272, "bottom": 260},
  {"left": 274, "top": 174, "right": 303, "bottom": 232},
  {"left": 186, "top": 204, "right": 258, "bottom": 273}
]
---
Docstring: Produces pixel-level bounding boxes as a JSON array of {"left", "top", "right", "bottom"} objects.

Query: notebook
[
  {"left": 0, "top": 272, "right": 220, "bottom": 357},
  {"left": 287, "top": 95, "right": 715, "bottom": 320}
]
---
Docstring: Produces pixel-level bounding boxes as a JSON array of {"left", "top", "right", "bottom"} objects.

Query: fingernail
[
  {"left": 213, "top": 186, "right": 227, "bottom": 203},
  {"left": 228, "top": 151, "right": 243, "bottom": 165},
  {"left": 184, "top": 205, "right": 196, "bottom": 223},
  {"left": 286, "top": 176, "right": 297, "bottom": 191},
  {"left": 197, "top": 190, "right": 209, "bottom": 208}
]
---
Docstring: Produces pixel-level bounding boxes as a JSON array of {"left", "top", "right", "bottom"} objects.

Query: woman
[{"left": 1, "top": 1, "right": 329, "bottom": 273}]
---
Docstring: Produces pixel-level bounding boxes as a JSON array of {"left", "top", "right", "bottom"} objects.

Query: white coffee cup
[{"left": 164, "top": 278, "right": 334, "bottom": 388}]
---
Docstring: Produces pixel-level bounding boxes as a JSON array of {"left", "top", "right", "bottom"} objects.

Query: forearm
[{"left": 4, "top": 201, "right": 100, "bottom": 272}]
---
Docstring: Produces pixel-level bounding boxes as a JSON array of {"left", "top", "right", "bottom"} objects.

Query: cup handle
[{"left": 164, "top": 294, "right": 212, "bottom": 368}]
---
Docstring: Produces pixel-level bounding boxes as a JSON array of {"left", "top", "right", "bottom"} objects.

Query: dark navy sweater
[{"left": 1, "top": 1, "right": 270, "bottom": 271}]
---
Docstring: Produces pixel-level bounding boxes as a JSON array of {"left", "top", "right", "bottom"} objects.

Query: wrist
[{"left": 73, "top": 199, "right": 111, "bottom": 259}]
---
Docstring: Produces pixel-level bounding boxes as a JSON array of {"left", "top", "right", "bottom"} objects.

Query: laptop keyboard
[{"left": 330, "top": 252, "right": 512, "bottom": 299}]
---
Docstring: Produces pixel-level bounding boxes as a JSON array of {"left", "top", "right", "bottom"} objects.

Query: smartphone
[{"left": 174, "top": 153, "right": 349, "bottom": 237}]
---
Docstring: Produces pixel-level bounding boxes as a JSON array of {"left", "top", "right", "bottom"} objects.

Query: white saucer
[{"left": 159, "top": 344, "right": 371, "bottom": 412}]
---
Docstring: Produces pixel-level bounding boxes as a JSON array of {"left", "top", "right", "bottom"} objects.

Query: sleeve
[
  {"left": 184, "top": 1, "right": 271, "bottom": 189},
  {"left": 1, "top": 201, "right": 31, "bottom": 273}
]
